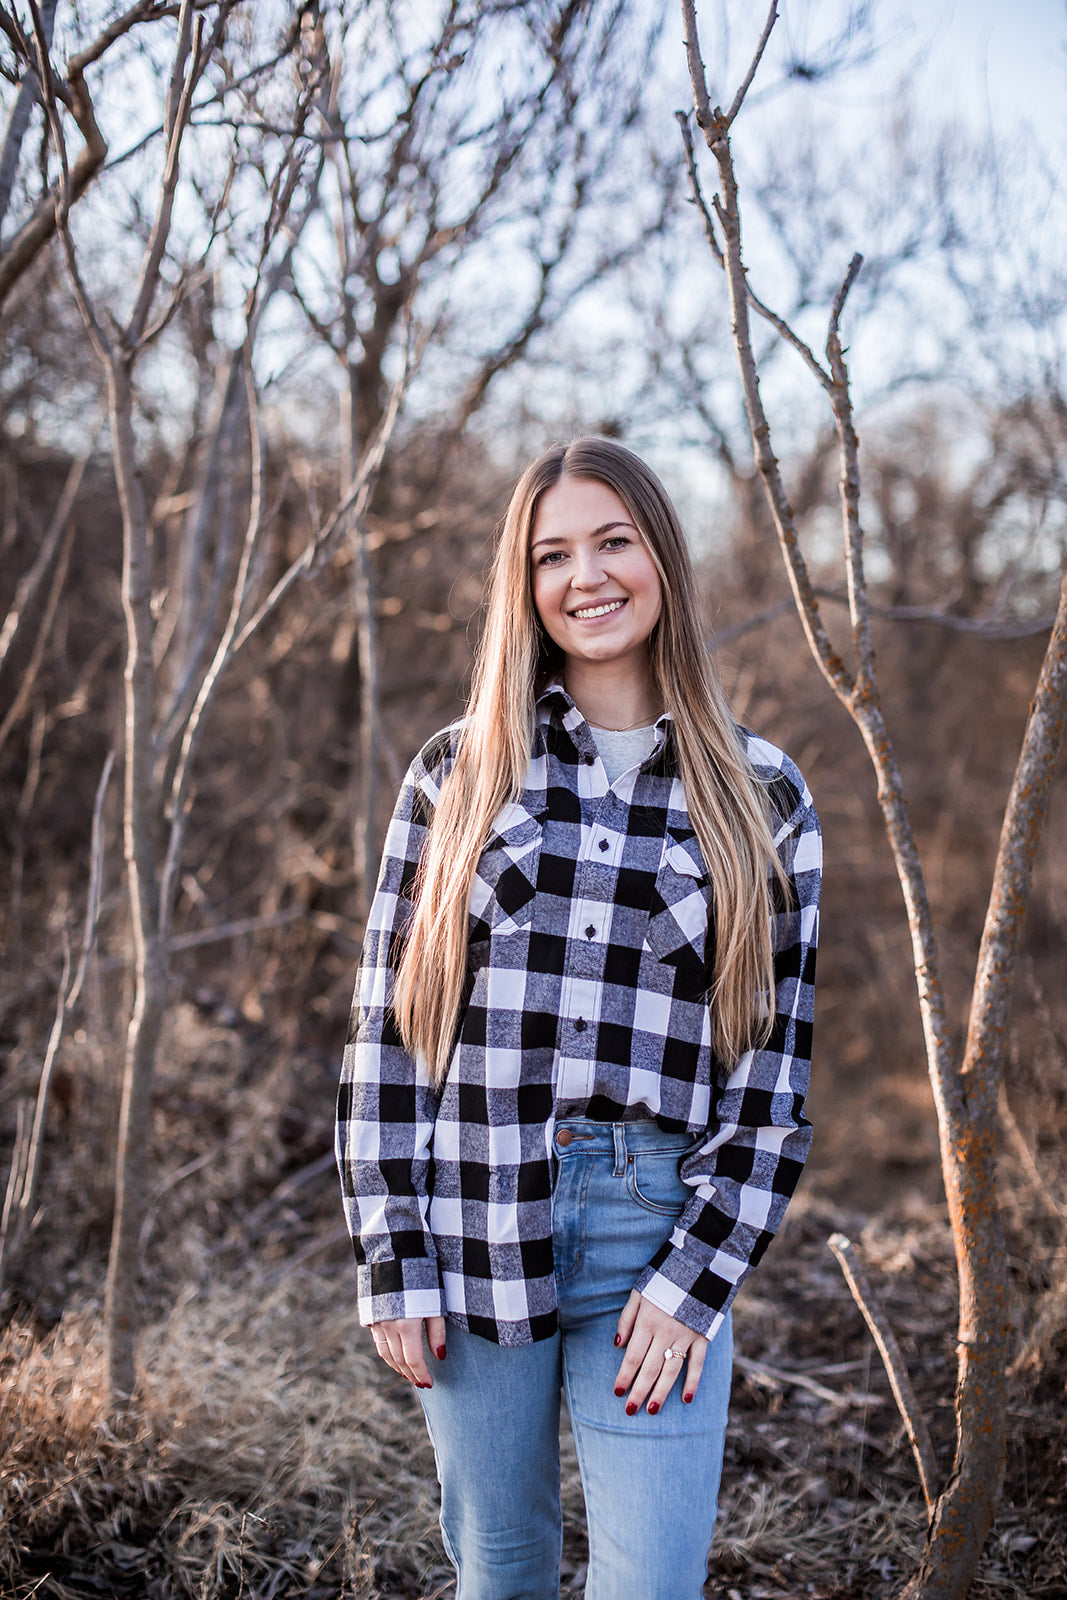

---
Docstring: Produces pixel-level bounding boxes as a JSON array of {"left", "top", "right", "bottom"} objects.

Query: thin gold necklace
[{"left": 590, "top": 715, "right": 660, "bottom": 733}]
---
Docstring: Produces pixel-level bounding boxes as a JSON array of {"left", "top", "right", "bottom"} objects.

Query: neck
[{"left": 562, "top": 659, "right": 660, "bottom": 732}]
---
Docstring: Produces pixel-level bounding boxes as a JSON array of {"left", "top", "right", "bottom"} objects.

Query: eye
[
  {"left": 535, "top": 549, "right": 567, "bottom": 567},
  {"left": 601, "top": 535, "right": 631, "bottom": 552}
]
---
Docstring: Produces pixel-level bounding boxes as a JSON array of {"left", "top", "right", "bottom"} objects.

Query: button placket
[{"left": 556, "top": 790, "right": 613, "bottom": 1103}]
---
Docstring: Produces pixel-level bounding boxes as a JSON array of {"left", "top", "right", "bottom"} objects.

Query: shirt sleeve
[
  {"left": 335, "top": 744, "right": 448, "bottom": 1327},
  {"left": 633, "top": 774, "right": 821, "bottom": 1343}
]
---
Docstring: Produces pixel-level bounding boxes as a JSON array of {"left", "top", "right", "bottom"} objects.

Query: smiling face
[{"left": 529, "top": 475, "right": 663, "bottom": 681}]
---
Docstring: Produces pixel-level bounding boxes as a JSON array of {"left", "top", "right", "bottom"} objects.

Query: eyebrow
[{"left": 530, "top": 519, "right": 636, "bottom": 551}]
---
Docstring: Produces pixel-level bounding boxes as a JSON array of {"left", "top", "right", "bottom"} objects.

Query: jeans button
[{"left": 557, "top": 1128, "right": 573, "bottom": 1147}]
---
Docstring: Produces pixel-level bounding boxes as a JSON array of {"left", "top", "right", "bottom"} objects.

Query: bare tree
[
  {"left": 678, "top": 4, "right": 1067, "bottom": 1598},
  {"left": 0, "top": 0, "right": 674, "bottom": 1399},
  {"left": 0, "top": 1, "right": 202, "bottom": 308},
  {"left": 9, "top": 0, "right": 356, "bottom": 1400},
  {"left": 290, "top": 0, "right": 671, "bottom": 907}
]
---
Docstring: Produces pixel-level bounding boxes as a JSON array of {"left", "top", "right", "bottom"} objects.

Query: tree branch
[
  {"left": 675, "top": 109, "right": 722, "bottom": 264},
  {"left": 724, "top": 0, "right": 778, "bottom": 129},
  {"left": 0, "top": 424, "right": 98, "bottom": 683},
  {"left": 126, "top": 0, "right": 201, "bottom": 346},
  {"left": 0, "top": 29, "right": 108, "bottom": 310},
  {"left": 829, "top": 1233, "right": 938, "bottom": 1519},
  {"left": 680, "top": 0, "right": 716, "bottom": 132}
]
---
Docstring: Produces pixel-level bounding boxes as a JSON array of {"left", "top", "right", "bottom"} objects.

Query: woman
[{"left": 336, "top": 438, "right": 820, "bottom": 1600}]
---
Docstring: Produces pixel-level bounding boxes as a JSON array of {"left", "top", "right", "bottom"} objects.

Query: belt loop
[{"left": 612, "top": 1123, "right": 626, "bottom": 1176}]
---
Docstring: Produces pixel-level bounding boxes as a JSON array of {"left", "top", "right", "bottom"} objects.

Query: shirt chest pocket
[
  {"left": 642, "top": 833, "right": 713, "bottom": 988},
  {"left": 468, "top": 800, "right": 546, "bottom": 941}
]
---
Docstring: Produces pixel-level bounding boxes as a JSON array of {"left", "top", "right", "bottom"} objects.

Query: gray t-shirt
[{"left": 589, "top": 723, "right": 658, "bottom": 786}]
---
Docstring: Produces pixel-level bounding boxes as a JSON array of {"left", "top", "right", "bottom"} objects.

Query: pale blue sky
[{"left": 925, "top": 0, "right": 1066, "bottom": 132}]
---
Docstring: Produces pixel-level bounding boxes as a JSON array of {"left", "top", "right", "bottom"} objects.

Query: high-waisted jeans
[{"left": 418, "top": 1119, "right": 733, "bottom": 1600}]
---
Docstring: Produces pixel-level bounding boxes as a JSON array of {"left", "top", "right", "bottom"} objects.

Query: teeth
[{"left": 573, "top": 600, "right": 625, "bottom": 619}]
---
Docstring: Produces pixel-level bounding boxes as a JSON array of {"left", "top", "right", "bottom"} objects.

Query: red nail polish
[
  {"left": 647, "top": 1401, "right": 660, "bottom": 1415},
  {"left": 625, "top": 1401, "right": 638, "bottom": 1416},
  {"left": 614, "top": 1333, "right": 621, "bottom": 1347},
  {"left": 614, "top": 1386, "right": 626, "bottom": 1397},
  {"left": 683, "top": 1392, "right": 694, "bottom": 1404},
  {"left": 436, "top": 1346, "right": 447, "bottom": 1360}
]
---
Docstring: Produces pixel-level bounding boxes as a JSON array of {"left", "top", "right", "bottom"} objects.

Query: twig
[
  {"left": 675, "top": 110, "right": 722, "bottom": 263},
  {"left": 127, "top": 0, "right": 201, "bottom": 347},
  {"left": 225, "top": 333, "right": 413, "bottom": 659},
  {"left": 823, "top": 253, "right": 872, "bottom": 678},
  {"left": 829, "top": 1232, "right": 938, "bottom": 1518},
  {"left": 0, "top": 513, "right": 75, "bottom": 758},
  {"left": 997, "top": 1086, "right": 1067, "bottom": 1230},
  {"left": 733, "top": 1350, "right": 884, "bottom": 1408},
  {"left": 679, "top": 0, "right": 716, "bottom": 132},
  {"left": 0, "top": 1104, "right": 31, "bottom": 1295},
  {"left": 242, "top": 1151, "right": 337, "bottom": 1238},
  {"left": 827, "top": 252, "right": 864, "bottom": 353},
  {"left": 709, "top": 598, "right": 795, "bottom": 647},
  {"left": 67, "top": 749, "right": 115, "bottom": 1010},
  {"left": 818, "top": 590, "right": 1061, "bottom": 639},
  {"left": 1009, "top": 1273, "right": 1067, "bottom": 1379},
  {"left": 167, "top": 906, "right": 307, "bottom": 950},
  {"left": 724, "top": 0, "right": 778, "bottom": 129},
  {"left": 712, "top": 591, "right": 1064, "bottom": 648},
  {"left": 0, "top": 933, "right": 73, "bottom": 1294},
  {"left": 0, "top": 423, "right": 99, "bottom": 682}
]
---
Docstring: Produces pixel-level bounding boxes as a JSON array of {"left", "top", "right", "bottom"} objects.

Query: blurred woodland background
[{"left": 0, "top": 1, "right": 1064, "bottom": 1597}]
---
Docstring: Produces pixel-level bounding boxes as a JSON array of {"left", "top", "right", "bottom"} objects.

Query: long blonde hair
[{"left": 393, "top": 437, "right": 788, "bottom": 1084}]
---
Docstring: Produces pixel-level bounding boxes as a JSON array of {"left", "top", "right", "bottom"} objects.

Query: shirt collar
[{"left": 535, "top": 680, "right": 672, "bottom": 760}]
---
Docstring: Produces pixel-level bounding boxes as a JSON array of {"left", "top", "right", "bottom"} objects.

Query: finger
[
  {"left": 613, "top": 1321, "right": 653, "bottom": 1398},
  {"left": 371, "top": 1326, "right": 406, "bottom": 1379},
  {"left": 396, "top": 1322, "right": 434, "bottom": 1388},
  {"left": 642, "top": 1344, "right": 694, "bottom": 1414},
  {"left": 426, "top": 1315, "right": 447, "bottom": 1363},
  {"left": 614, "top": 1289, "right": 641, "bottom": 1351},
  {"left": 680, "top": 1339, "right": 707, "bottom": 1405},
  {"left": 623, "top": 1340, "right": 670, "bottom": 1414},
  {"left": 371, "top": 1321, "right": 428, "bottom": 1388}
]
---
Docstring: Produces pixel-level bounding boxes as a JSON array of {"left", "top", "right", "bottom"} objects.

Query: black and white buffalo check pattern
[{"left": 336, "top": 683, "right": 821, "bottom": 1346}]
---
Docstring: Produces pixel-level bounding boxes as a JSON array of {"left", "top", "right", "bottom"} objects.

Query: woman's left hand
[{"left": 613, "top": 1290, "right": 707, "bottom": 1415}]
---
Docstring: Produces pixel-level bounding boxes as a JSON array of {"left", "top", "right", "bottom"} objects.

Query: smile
[{"left": 571, "top": 599, "right": 627, "bottom": 620}]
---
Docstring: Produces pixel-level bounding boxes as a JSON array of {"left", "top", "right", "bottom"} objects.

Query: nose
[{"left": 569, "top": 547, "right": 607, "bottom": 590}]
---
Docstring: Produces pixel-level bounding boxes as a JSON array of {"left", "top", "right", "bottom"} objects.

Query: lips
[{"left": 570, "top": 598, "right": 627, "bottom": 620}]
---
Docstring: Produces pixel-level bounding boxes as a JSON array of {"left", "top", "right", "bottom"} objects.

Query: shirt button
[
  {"left": 598, "top": 839, "right": 609, "bottom": 851},
  {"left": 585, "top": 924, "right": 596, "bottom": 939},
  {"left": 583, "top": 753, "right": 595, "bottom": 766},
  {"left": 574, "top": 1018, "right": 587, "bottom": 1033},
  {"left": 556, "top": 1128, "right": 573, "bottom": 1147}
]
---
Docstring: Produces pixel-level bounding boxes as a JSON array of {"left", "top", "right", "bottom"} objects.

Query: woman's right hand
[{"left": 369, "top": 1316, "right": 447, "bottom": 1389}]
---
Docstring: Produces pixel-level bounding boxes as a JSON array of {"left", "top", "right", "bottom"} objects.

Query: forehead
[{"left": 530, "top": 476, "right": 635, "bottom": 545}]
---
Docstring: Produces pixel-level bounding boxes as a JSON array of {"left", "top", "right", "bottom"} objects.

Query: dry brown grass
[
  {"left": 0, "top": 1271, "right": 445, "bottom": 1598},
  {"left": 1, "top": 1174, "right": 1064, "bottom": 1599}
]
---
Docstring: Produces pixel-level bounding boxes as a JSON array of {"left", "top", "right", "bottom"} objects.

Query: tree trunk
[
  {"left": 340, "top": 381, "right": 382, "bottom": 919},
  {"left": 903, "top": 570, "right": 1067, "bottom": 1598},
  {"left": 677, "top": 10, "right": 1067, "bottom": 1592},
  {"left": 103, "top": 355, "right": 168, "bottom": 1404},
  {"left": 0, "top": 0, "right": 58, "bottom": 237}
]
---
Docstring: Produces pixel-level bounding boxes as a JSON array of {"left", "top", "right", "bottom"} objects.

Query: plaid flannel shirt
[{"left": 336, "top": 683, "right": 820, "bottom": 1346}]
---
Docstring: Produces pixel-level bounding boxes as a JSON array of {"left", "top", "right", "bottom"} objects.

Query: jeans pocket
[{"left": 626, "top": 1148, "right": 690, "bottom": 1216}]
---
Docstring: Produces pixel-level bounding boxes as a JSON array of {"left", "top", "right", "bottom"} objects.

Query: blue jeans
[{"left": 418, "top": 1119, "right": 733, "bottom": 1600}]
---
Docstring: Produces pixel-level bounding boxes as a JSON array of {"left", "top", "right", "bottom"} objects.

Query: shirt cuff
[
  {"left": 355, "top": 1254, "right": 444, "bottom": 1327},
  {"left": 633, "top": 1244, "right": 746, "bottom": 1343}
]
